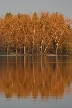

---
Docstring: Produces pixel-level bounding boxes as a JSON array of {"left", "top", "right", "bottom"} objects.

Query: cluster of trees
[
  {"left": 0, "top": 12, "right": 72, "bottom": 55},
  {"left": 0, "top": 56, "right": 72, "bottom": 98}
]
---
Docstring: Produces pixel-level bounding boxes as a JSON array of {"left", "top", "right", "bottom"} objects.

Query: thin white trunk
[
  {"left": 41, "top": 42, "right": 42, "bottom": 54},
  {"left": 7, "top": 47, "right": 9, "bottom": 55},
  {"left": 24, "top": 45, "right": 26, "bottom": 55},
  {"left": 32, "top": 29, "right": 35, "bottom": 54}
]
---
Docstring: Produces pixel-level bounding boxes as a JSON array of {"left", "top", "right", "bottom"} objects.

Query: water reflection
[{"left": 0, "top": 56, "right": 72, "bottom": 100}]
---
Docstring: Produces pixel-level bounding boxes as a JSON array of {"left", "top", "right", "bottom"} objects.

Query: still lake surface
[{"left": 0, "top": 55, "right": 72, "bottom": 108}]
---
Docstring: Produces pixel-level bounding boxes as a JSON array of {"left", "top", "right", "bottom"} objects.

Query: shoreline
[{"left": 0, "top": 54, "right": 70, "bottom": 56}]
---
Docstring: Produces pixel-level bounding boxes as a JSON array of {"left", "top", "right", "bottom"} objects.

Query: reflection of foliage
[
  {"left": 0, "top": 56, "right": 72, "bottom": 99},
  {"left": 0, "top": 11, "right": 72, "bottom": 54}
]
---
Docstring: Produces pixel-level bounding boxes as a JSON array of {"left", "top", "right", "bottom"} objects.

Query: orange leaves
[{"left": 0, "top": 11, "right": 72, "bottom": 54}]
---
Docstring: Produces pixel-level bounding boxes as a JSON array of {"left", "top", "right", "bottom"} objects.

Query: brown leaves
[{"left": 0, "top": 11, "right": 72, "bottom": 54}]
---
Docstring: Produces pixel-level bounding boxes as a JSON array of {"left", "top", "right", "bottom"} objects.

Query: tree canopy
[{"left": 0, "top": 11, "right": 72, "bottom": 55}]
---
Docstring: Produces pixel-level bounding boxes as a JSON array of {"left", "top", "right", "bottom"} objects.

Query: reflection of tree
[{"left": 0, "top": 56, "right": 72, "bottom": 99}]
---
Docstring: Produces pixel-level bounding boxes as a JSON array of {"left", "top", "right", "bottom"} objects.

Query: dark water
[{"left": 0, "top": 55, "right": 72, "bottom": 108}]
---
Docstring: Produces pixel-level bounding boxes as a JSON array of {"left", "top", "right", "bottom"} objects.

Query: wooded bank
[{"left": 0, "top": 11, "right": 72, "bottom": 55}]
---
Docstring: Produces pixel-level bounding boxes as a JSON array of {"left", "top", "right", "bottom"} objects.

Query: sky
[{"left": 0, "top": 0, "right": 72, "bottom": 18}]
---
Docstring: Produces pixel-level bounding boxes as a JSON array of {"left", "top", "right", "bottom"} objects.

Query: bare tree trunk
[
  {"left": 56, "top": 47, "right": 57, "bottom": 55},
  {"left": 16, "top": 55, "right": 17, "bottom": 66},
  {"left": 7, "top": 47, "right": 9, "bottom": 55},
  {"left": 32, "top": 28, "right": 35, "bottom": 55},
  {"left": 7, "top": 55, "right": 9, "bottom": 72},
  {"left": 16, "top": 49, "right": 17, "bottom": 55},
  {"left": 41, "top": 42, "right": 42, "bottom": 54},
  {"left": 24, "top": 33, "right": 26, "bottom": 55},
  {"left": 32, "top": 47, "right": 34, "bottom": 55},
  {"left": 24, "top": 45, "right": 26, "bottom": 55},
  {"left": 56, "top": 43, "right": 58, "bottom": 55},
  {"left": 32, "top": 35, "right": 34, "bottom": 55}
]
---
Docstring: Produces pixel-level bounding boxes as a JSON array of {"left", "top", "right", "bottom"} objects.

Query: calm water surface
[{"left": 0, "top": 55, "right": 72, "bottom": 108}]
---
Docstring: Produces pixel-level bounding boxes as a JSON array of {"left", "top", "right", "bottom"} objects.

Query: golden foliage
[{"left": 0, "top": 11, "right": 72, "bottom": 54}]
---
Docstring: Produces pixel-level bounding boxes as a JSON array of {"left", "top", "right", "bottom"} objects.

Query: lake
[{"left": 0, "top": 55, "right": 72, "bottom": 108}]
